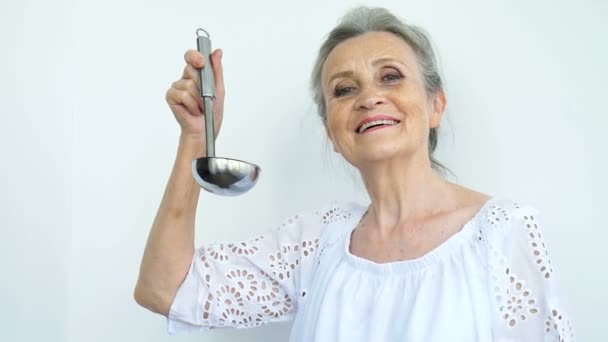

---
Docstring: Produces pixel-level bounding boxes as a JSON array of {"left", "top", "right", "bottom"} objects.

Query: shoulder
[
  {"left": 314, "top": 200, "right": 367, "bottom": 225},
  {"left": 476, "top": 197, "right": 546, "bottom": 253},
  {"left": 478, "top": 198, "right": 555, "bottom": 274},
  {"left": 482, "top": 198, "right": 541, "bottom": 228},
  {"left": 271, "top": 200, "right": 367, "bottom": 241}
]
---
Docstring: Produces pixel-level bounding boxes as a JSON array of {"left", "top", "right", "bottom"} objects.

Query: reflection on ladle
[{"left": 191, "top": 28, "right": 261, "bottom": 196}]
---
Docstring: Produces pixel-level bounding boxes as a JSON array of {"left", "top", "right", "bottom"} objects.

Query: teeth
[{"left": 358, "top": 119, "right": 399, "bottom": 133}]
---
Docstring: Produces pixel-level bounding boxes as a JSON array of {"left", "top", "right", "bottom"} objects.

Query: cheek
[
  {"left": 325, "top": 100, "right": 345, "bottom": 119},
  {"left": 325, "top": 105, "right": 348, "bottom": 132},
  {"left": 324, "top": 116, "right": 338, "bottom": 140},
  {"left": 325, "top": 115, "right": 351, "bottom": 151},
  {"left": 394, "top": 99, "right": 433, "bottom": 143},
  {"left": 396, "top": 93, "right": 430, "bottom": 123}
]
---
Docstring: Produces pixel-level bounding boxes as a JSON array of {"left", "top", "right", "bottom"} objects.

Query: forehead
[{"left": 321, "top": 31, "right": 419, "bottom": 81}]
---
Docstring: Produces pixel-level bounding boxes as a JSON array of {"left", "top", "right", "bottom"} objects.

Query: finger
[
  {"left": 172, "top": 79, "right": 204, "bottom": 112},
  {"left": 184, "top": 49, "right": 205, "bottom": 69},
  {"left": 180, "top": 90, "right": 204, "bottom": 117},
  {"left": 166, "top": 87, "right": 204, "bottom": 117},
  {"left": 210, "top": 49, "right": 225, "bottom": 98},
  {"left": 181, "top": 63, "right": 201, "bottom": 89},
  {"left": 167, "top": 101, "right": 189, "bottom": 118}
]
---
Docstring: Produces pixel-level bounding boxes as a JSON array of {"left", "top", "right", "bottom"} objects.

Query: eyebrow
[
  {"left": 327, "top": 70, "right": 354, "bottom": 86},
  {"left": 326, "top": 57, "right": 407, "bottom": 86}
]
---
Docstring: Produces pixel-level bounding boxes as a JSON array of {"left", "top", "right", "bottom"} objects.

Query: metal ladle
[{"left": 191, "top": 28, "right": 261, "bottom": 196}]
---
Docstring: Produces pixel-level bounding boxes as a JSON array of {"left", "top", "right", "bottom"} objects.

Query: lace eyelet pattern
[
  {"left": 191, "top": 205, "right": 350, "bottom": 329},
  {"left": 485, "top": 202, "right": 574, "bottom": 341}
]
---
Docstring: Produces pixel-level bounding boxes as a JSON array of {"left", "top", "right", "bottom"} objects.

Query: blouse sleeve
[
  {"left": 166, "top": 206, "right": 326, "bottom": 334},
  {"left": 486, "top": 202, "right": 575, "bottom": 342}
]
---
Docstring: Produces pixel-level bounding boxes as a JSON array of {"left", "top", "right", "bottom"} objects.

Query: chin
[{"left": 349, "top": 144, "right": 410, "bottom": 165}]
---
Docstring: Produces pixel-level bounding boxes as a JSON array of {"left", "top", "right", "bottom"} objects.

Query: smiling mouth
[{"left": 356, "top": 119, "right": 401, "bottom": 134}]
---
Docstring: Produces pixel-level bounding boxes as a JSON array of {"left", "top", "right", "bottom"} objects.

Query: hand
[{"left": 166, "top": 49, "right": 225, "bottom": 141}]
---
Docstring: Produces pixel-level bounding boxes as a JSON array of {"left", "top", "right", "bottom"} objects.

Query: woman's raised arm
[{"left": 133, "top": 48, "right": 225, "bottom": 316}]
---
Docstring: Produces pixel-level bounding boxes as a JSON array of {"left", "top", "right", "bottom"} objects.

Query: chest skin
[{"left": 348, "top": 204, "right": 484, "bottom": 263}]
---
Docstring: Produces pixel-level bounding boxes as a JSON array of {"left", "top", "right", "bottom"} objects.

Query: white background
[{"left": 1, "top": 0, "right": 605, "bottom": 341}]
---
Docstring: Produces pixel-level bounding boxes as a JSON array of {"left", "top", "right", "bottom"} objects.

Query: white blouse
[{"left": 167, "top": 198, "right": 575, "bottom": 341}]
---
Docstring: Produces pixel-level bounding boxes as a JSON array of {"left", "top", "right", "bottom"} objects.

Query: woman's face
[{"left": 321, "top": 31, "right": 446, "bottom": 168}]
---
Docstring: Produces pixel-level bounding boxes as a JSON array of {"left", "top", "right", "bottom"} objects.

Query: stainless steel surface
[
  {"left": 192, "top": 28, "right": 261, "bottom": 196},
  {"left": 196, "top": 30, "right": 215, "bottom": 100},
  {"left": 192, "top": 157, "right": 261, "bottom": 196},
  {"left": 203, "top": 97, "right": 215, "bottom": 157},
  {"left": 196, "top": 30, "right": 216, "bottom": 156}
]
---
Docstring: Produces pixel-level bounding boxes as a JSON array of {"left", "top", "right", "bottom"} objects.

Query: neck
[{"left": 358, "top": 153, "right": 456, "bottom": 236}]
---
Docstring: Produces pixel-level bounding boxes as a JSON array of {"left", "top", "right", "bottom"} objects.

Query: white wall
[
  {"left": 0, "top": 0, "right": 72, "bottom": 341},
  {"left": 1, "top": 0, "right": 606, "bottom": 341}
]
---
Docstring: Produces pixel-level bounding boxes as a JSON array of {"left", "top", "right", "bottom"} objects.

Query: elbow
[
  {"left": 133, "top": 285, "right": 150, "bottom": 309},
  {"left": 133, "top": 284, "right": 172, "bottom": 317}
]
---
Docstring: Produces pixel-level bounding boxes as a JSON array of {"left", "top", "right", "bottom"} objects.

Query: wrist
[
  {"left": 179, "top": 132, "right": 205, "bottom": 142},
  {"left": 178, "top": 134, "right": 206, "bottom": 158}
]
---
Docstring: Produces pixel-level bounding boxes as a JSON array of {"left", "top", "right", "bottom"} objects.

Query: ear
[
  {"left": 325, "top": 123, "right": 340, "bottom": 153},
  {"left": 429, "top": 89, "right": 447, "bottom": 129}
]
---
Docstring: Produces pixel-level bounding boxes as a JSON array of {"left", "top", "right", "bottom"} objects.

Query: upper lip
[{"left": 355, "top": 115, "right": 401, "bottom": 133}]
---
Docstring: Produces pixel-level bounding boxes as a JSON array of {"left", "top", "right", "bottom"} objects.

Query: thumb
[{"left": 211, "top": 49, "right": 225, "bottom": 98}]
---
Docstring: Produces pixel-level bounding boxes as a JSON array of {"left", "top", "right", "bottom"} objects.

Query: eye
[
  {"left": 380, "top": 66, "right": 403, "bottom": 83},
  {"left": 382, "top": 72, "right": 402, "bottom": 82},
  {"left": 334, "top": 86, "right": 356, "bottom": 98}
]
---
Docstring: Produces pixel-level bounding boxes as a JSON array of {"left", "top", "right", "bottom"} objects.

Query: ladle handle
[{"left": 196, "top": 29, "right": 216, "bottom": 157}]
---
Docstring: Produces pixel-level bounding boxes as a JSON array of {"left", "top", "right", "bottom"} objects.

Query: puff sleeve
[
  {"left": 485, "top": 202, "right": 575, "bottom": 341},
  {"left": 166, "top": 207, "right": 327, "bottom": 334}
]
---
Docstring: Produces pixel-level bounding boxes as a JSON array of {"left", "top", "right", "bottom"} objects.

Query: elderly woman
[{"left": 134, "top": 6, "right": 574, "bottom": 342}]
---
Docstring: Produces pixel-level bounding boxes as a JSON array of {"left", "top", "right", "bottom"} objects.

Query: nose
[{"left": 354, "top": 84, "right": 385, "bottom": 110}]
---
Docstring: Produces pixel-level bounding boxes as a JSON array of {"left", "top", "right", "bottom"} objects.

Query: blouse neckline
[{"left": 341, "top": 197, "right": 497, "bottom": 275}]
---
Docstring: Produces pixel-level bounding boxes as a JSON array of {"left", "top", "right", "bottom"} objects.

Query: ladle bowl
[{"left": 193, "top": 157, "right": 260, "bottom": 196}]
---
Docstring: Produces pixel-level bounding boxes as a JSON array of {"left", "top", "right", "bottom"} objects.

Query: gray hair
[{"left": 310, "top": 6, "right": 449, "bottom": 174}]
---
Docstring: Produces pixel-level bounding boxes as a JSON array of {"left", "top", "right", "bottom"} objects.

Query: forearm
[{"left": 134, "top": 134, "right": 205, "bottom": 315}]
